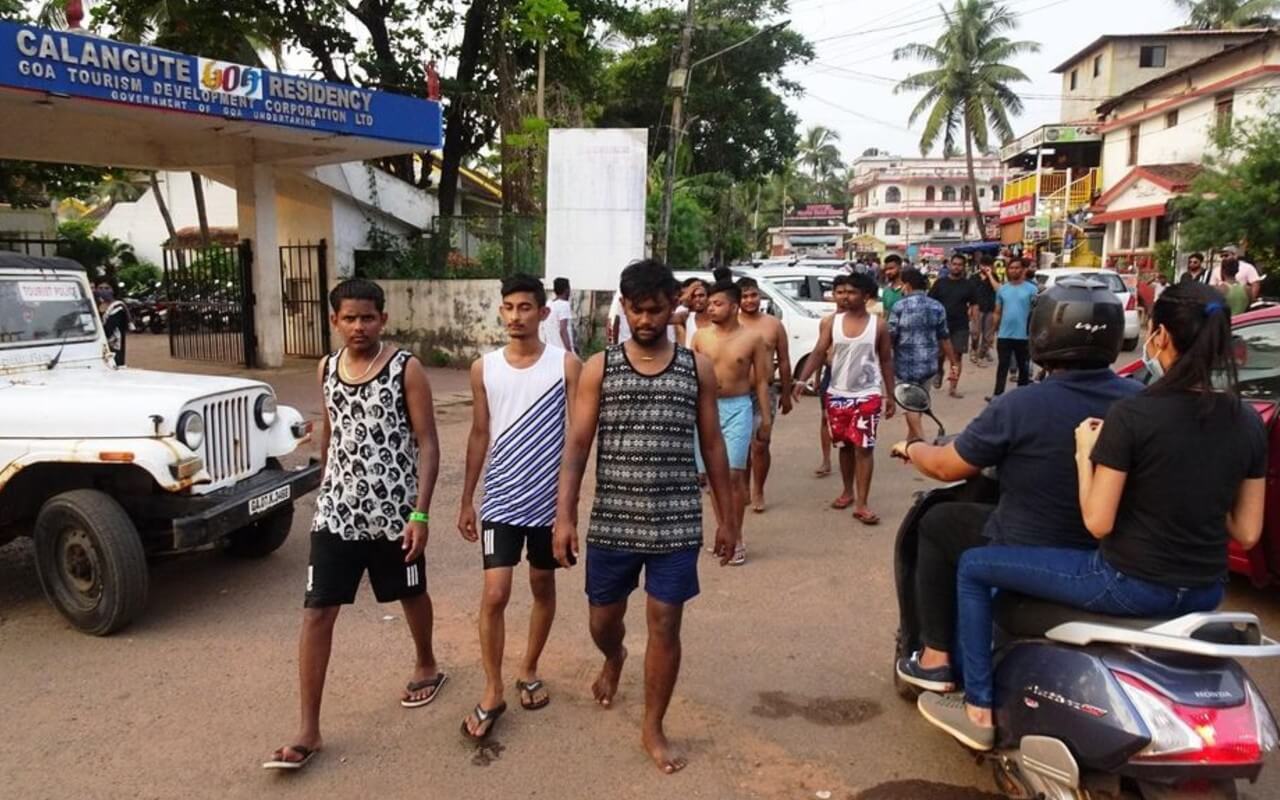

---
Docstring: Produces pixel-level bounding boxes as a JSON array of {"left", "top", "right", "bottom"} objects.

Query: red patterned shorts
[{"left": 826, "top": 393, "right": 883, "bottom": 449}]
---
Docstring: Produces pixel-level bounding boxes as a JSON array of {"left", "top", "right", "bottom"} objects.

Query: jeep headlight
[
  {"left": 254, "top": 394, "right": 278, "bottom": 430},
  {"left": 177, "top": 410, "right": 204, "bottom": 450}
]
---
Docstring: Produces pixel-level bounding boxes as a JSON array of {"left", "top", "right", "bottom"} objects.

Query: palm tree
[
  {"left": 1174, "top": 0, "right": 1280, "bottom": 28},
  {"left": 894, "top": 0, "right": 1039, "bottom": 235},
  {"left": 798, "top": 126, "right": 844, "bottom": 183}
]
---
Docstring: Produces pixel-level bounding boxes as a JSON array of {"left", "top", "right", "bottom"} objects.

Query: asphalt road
[{"left": 3, "top": 350, "right": 1280, "bottom": 799}]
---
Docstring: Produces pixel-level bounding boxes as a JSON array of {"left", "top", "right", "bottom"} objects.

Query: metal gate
[
  {"left": 280, "top": 239, "right": 329, "bottom": 357},
  {"left": 162, "top": 240, "right": 257, "bottom": 367}
]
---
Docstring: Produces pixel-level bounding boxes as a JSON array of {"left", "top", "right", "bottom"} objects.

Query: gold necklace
[{"left": 341, "top": 342, "right": 384, "bottom": 382}]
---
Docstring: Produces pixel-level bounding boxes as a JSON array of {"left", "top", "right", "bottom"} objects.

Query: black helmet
[{"left": 1029, "top": 275, "right": 1124, "bottom": 366}]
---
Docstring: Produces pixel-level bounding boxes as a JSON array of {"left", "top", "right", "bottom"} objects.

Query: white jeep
[{"left": 0, "top": 253, "right": 321, "bottom": 635}]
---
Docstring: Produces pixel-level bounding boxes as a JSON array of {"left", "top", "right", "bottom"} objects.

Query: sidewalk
[{"left": 125, "top": 335, "right": 473, "bottom": 420}]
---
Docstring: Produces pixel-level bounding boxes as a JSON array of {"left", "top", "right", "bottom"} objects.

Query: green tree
[
  {"left": 894, "top": 0, "right": 1038, "bottom": 234},
  {"left": 598, "top": 0, "right": 812, "bottom": 182},
  {"left": 1173, "top": 0, "right": 1280, "bottom": 28},
  {"left": 0, "top": 162, "right": 118, "bottom": 209},
  {"left": 798, "top": 125, "right": 843, "bottom": 183},
  {"left": 1175, "top": 114, "right": 1280, "bottom": 271}
]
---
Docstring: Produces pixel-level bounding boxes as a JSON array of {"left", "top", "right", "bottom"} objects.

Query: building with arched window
[{"left": 847, "top": 153, "right": 1001, "bottom": 254}]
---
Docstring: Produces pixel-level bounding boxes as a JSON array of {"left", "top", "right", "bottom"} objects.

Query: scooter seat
[{"left": 994, "top": 593, "right": 1174, "bottom": 639}]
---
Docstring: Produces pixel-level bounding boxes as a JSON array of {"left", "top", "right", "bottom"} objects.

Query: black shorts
[
  {"left": 481, "top": 520, "right": 558, "bottom": 571},
  {"left": 305, "top": 529, "right": 426, "bottom": 608}
]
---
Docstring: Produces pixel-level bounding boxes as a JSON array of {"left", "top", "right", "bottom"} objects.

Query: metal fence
[
  {"left": 163, "top": 241, "right": 257, "bottom": 367},
  {"left": 280, "top": 240, "right": 330, "bottom": 358},
  {"left": 354, "top": 216, "right": 543, "bottom": 280},
  {"left": 0, "top": 236, "right": 68, "bottom": 258}
]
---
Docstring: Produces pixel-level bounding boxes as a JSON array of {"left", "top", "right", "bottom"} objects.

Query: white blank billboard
[{"left": 544, "top": 128, "right": 648, "bottom": 292}]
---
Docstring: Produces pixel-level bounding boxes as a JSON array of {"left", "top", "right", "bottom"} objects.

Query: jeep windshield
[{"left": 0, "top": 277, "right": 99, "bottom": 348}]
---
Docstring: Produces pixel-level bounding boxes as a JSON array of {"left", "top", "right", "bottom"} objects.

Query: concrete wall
[
  {"left": 1058, "top": 33, "right": 1261, "bottom": 122},
  {"left": 0, "top": 207, "right": 56, "bottom": 236},
  {"left": 378, "top": 280, "right": 608, "bottom": 364}
]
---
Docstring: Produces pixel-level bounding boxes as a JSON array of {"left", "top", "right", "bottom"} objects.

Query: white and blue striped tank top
[{"left": 479, "top": 346, "right": 568, "bottom": 527}]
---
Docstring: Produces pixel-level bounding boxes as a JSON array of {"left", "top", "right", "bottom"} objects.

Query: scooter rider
[{"left": 890, "top": 277, "right": 1141, "bottom": 694}]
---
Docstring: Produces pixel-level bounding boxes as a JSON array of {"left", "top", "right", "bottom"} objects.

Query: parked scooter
[{"left": 891, "top": 382, "right": 1280, "bottom": 799}]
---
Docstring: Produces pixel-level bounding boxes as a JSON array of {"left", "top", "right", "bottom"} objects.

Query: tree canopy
[
  {"left": 1175, "top": 114, "right": 1280, "bottom": 270},
  {"left": 1174, "top": 0, "right": 1280, "bottom": 28}
]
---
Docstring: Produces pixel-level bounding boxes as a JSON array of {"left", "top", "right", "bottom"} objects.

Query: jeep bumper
[{"left": 170, "top": 460, "right": 322, "bottom": 549}]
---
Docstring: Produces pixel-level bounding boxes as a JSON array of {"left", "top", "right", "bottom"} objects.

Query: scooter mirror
[{"left": 894, "top": 382, "right": 931, "bottom": 413}]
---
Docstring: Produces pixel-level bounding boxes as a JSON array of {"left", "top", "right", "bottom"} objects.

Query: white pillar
[{"left": 236, "top": 163, "right": 284, "bottom": 368}]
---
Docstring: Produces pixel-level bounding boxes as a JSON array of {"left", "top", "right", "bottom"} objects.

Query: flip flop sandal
[
  {"left": 461, "top": 702, "right": 508, "bottom": 741},
  {"left": 516, "top": 679, "right": 551, "bottom": 711},
  {"left": 263, "top": 745, "right": 317, "bottom": 771},
  {"left": 853, "top": 509, "right": 881, "bottom": 525},
  {"left": 831, "top": 495, "right": 854, "bottom": 509},
  {"left": 401, "top": 672, "right": 449, "bottom": 708}
]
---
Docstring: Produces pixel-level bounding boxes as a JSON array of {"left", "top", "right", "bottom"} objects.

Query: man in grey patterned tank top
[{"left": 555, "top": 259, "right": 738, "bottom": 774}]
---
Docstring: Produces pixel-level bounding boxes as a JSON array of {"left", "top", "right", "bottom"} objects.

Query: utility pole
[{"left": 656, "top": 0, "right": 696, "bottom": 263}]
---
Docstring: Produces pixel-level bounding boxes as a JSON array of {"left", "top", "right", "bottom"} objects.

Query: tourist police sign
[{"left": 0, "top": 22, "right": 442, "bottom": 148}]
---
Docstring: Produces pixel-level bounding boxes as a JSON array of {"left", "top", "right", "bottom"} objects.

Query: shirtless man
[
  {"left": 692, "top": 279, "right": 772, "bottom": 565},
  {"left": 736, "top": 276, "right": 793, "bottom": 513}
]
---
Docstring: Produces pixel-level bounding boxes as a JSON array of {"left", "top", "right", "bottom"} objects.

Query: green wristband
[{"left": 409, "top": 511, "right": 429, "bottom": 524}]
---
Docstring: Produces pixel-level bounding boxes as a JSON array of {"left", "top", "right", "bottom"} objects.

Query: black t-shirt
[
  {"left": 928, "top": 275, "right": 979, "bottom": 333},
  {"left": 1091, "top": 392, "right": 1267, "bottom": 587},
  {"left": 970, "top": 274, "right": 997, "bottom": 312}
]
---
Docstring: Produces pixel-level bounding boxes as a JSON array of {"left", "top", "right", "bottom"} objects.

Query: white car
[
  {"left": 0, "top": 253, "right": 320, "bottom": 635},
  {"left": 745, "top": 264, "right": 846, "bottom": 315},
  {"left": 1034, "top": 268, "right": 1141, "bottom": 350}
]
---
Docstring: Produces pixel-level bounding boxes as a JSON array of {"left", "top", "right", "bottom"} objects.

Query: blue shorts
[
  {"left": 695, "top": 394, "right": 753, "bottom": 472},
  {"left": 585, "top": 545, "right": 700, "bottom": 607}
]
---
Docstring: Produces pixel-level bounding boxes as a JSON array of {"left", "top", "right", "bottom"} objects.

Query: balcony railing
[{"left": 1002, "top": 168, "right": 1100, "bottom": 210}]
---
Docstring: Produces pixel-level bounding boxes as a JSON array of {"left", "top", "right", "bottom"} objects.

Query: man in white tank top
[
  {"left": 793, "top": 273, "right": 896, "bottom": 525},
  {"left": 458, "top": 275, "right": 582, "bottom": 739}
]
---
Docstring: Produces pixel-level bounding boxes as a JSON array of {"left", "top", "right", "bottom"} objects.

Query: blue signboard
[{"left": 0, "top": 22, "right": 442, "bottom": 148}]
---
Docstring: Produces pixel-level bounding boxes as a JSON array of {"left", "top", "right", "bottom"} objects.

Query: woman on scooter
[{"left": 919, "top": 280, "right": 1267, "bottom": 752}]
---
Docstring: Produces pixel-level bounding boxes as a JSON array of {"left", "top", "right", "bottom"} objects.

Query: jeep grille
[{"left": 201, "top": 395, "right": 252, "bottom": 483}]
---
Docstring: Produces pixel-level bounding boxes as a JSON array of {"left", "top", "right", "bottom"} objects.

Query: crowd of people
[{"left": 263, "top": 250, "right": 1266, "bottom": 776}]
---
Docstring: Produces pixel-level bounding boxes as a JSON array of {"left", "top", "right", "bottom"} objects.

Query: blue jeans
[{"left": 956, "top": 546, "right": 1223, "bottom": 709}]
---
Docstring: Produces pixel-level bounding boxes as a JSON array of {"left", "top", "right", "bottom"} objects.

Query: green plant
[
  {"left": 116, "top": 260, "right": 162, "bottom": 296},
  {"left": 429, "top": 348, "right": 452, "bottom": 368},
  {"left": 1152, "top": 241, "right": 1176, "bottom": 283}
]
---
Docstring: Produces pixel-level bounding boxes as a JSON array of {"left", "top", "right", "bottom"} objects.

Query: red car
[{"left": 1118, "top": 304, "right": 1280, "bottom": 586}]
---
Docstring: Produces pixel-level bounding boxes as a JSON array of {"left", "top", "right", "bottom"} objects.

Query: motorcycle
[{"left": 891, "top": 382, "right": 1280, "bottom": 799}]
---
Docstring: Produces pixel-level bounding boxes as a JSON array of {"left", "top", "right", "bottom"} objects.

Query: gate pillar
[{"left": 235, "top": 163, "right": 284, "bottom": 368}]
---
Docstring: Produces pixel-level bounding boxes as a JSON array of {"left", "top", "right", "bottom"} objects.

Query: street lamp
[{"left": 655, "top": 19, "right": 789, "bottom": 262}]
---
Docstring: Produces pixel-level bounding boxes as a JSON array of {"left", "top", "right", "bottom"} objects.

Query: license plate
[{"left": 248, "top": 485, "right": 291, "bottom": 516}]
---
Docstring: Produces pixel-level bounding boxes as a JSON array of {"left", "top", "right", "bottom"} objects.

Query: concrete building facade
[
  {"left": 1091, "top": 32, "right": 1280, "bottom": 267},
  {"left": 847, "top": 155, "right": 1001, "bottom": 256},
  {"left": 1052, "top": 29, "right": 1264, "bottom": 122}
]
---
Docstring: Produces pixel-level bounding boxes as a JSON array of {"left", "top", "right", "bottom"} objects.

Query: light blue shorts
[{"left": 696, "top": 394, "right": 753, "bottom": 472}]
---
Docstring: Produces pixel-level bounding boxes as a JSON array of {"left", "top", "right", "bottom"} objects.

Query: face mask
[{"left": 1142, "top": 331, "right": 1165, "bottom": 380}]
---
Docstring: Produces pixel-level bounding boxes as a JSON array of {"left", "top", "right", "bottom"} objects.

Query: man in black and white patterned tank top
[
  {"left": 555, "top": 259, "right": 738, "bottom": 775},
  {"left": 266, "top": 280, "right": 445, "bottom": 772}
]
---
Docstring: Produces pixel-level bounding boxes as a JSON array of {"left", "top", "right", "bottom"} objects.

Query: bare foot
[
  {"left": 592, "top": 647, "right": 627, "bottom": 708},
  {"left": 751, "top": 493, "right": 766, "bottom": 513},
  {"left": 642, "top": 728, "right": 688, "bottom": 774},
  {"left": 813, "top": 464, "right": 831, "bottom": 477}
]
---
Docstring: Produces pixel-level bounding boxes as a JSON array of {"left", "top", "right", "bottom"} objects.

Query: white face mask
[{"left": 1142, "top": 331, "right": 1165, "bottom": 380}]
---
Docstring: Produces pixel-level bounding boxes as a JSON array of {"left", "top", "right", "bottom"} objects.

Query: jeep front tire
[
  {"left": 33, "top": 489, "right": 149, "bottom": 636},
  {"left": 225, "top": 505, "right": 294, "bottom": 558}
]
